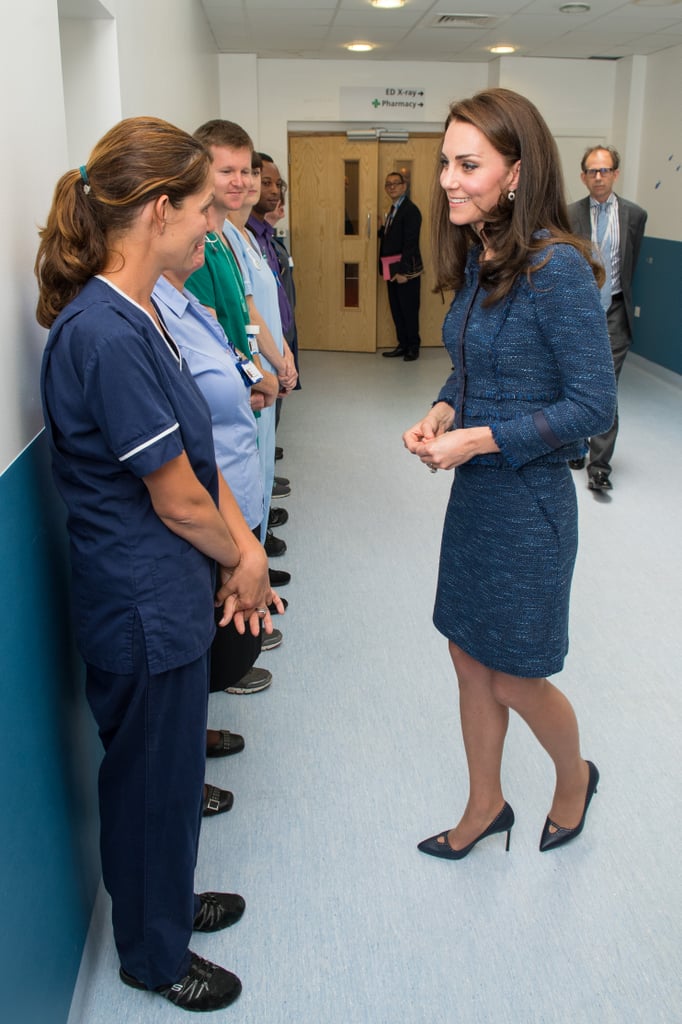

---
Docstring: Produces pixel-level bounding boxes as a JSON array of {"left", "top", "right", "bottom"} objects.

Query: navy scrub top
[{"left": 41, "top": 276, "right": 219, "bottom": 675}]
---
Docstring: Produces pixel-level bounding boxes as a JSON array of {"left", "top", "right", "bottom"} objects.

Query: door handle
[{"left": 367, "top": 212, "right": 372, "bottom": 239}]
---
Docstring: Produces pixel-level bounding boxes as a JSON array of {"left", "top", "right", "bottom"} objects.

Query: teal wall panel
[
  {"left": 0, "top": 433, "right": 100, "bottom": 1024},
  {"left": 631, "top": 237, "right": 682, "bottom": 375}
]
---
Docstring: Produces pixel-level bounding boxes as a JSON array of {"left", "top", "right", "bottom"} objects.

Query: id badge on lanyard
[
  {"left": 236, "top": 355, "right": 263, "bottom": 387},
  {"left": 228, "top": 333, "right": 263, "bottom": 388}
]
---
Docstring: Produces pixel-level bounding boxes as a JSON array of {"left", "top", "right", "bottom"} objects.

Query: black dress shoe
[
  {"left": 269, "top": 568, "right": 291, "bottom": 586},
  {"left": 588, "top": 471, "right": 612, "bottom": 491},
  {"left": 418, "top": 803, "right": 514, "bottom": 860},
  {"left": 382, "top": 346, "right": 406, "bottom": 358},
  {"left": 206, "top": 729, "right": 244, "bottom": 758},
  {"left": 269, "top": 506, "right": 289, "bottom": 528},
  {"left": 539, "top": 761, "right": 599, "bottom": 852},
  {"left": 120, "top": 952, "right": 242, "bottom": 1011},
  {"left": 193, "top": 892, "right": 245, "bottom": 932},
  {"left": 202, "top": 784, "right": 233, "bottom": 816},
  {"left": 403, "top": 349, "right": 420, "bottom": 361},
  {"left": 568, "top": 457, "right": 586, "bottom": 470},
  {"left": 264, "top": 530, "right": 287, "bottom": 557}
]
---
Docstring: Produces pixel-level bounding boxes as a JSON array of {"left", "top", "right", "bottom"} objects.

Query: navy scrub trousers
[{"left": 86, "top": 613, "right": 209, "bottom": 989}]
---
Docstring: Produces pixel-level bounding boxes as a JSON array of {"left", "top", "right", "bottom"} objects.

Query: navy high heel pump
[
  {"left": 418, "top": 802, "right": 515, "bottom": 860},
  {"left": 539, "top": 761, "right": 599, "bottom": 852}
]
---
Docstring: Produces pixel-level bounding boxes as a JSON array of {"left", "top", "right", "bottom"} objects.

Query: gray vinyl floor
[{"left": 68, "top": 348, "right": 681, "bottom": 1024}]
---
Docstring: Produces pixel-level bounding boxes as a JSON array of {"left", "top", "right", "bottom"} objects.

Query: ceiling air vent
[{"left": 430, "top": 13, "right": 497, "bottom": 28}]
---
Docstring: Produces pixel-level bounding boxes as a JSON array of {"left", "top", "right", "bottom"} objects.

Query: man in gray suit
[{"left": 568, "top": 145, "right": 647, "bottom": 491}]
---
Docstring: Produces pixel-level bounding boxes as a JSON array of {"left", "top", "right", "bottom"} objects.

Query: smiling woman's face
[
  {"left": 439, "top": 120, "right": 519, "bottom": 233},
  {"left": 160, "top": 179, "right": 214, "bottom": 277}
]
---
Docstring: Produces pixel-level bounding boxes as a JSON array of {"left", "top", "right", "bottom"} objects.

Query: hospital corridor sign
[{"left": 340, "top": 86, "right": 427, "bottom": 120}]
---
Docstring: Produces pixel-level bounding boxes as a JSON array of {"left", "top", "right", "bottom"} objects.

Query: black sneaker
[
  {"left": 264, "top": 530, "right": 287, "bottom": 557},
  {"left": 269, "top": 507, "right": 289, "bottom": 528},
  {"left": 193, "top": 892, "right": 245, "bottom": 932},
  {"left": 120, "top": 952, "right": 242, "bottom": 1011}
]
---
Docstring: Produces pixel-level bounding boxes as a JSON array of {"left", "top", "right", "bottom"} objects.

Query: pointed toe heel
[
  {"left": 418, "top": 802, "right": 514, "bottom": 860},
  {"left": 539, "top": 761, "right": 599, "bottom": 852}
]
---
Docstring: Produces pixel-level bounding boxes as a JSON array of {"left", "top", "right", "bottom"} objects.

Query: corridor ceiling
[{"left": 200, "top": 0, "right": 682, "bottom": 62}]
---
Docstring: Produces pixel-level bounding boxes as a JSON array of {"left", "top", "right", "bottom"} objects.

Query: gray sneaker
[
  {"left": 271, "top": 481, "right": 291, "bottom": 498},
  {"left": 225, "top": 667, "right": 273, "bottom": 694},
  {"left": 261, "top": 627, "right": 283, "bottom": 652}
]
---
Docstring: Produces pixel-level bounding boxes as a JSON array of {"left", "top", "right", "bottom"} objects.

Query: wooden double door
[{"left": 289, "top": 133, "right": 445, "bottom": 352}]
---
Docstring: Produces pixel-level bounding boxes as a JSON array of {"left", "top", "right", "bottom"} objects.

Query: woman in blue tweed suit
[{"left": 404, "top": 89, "right": 616, "bottom": 859}]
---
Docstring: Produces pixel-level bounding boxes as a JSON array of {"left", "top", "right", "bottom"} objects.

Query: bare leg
[
  {"left": 443, "top": 642, "right": 510, "bottom": 851},
  {"left": 490, "top": 673, "right": 589, "bottom": 830}
]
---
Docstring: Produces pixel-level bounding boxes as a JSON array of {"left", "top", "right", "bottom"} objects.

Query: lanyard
[{"left": 206, "top": 232, "right": 250, "bottom": 321}]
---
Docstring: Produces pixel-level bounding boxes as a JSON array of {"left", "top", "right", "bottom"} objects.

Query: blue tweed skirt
[{"left": 433, "top": 461, "right": 578, "bottom": 678}]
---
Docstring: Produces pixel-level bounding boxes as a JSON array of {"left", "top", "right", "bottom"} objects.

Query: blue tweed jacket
[{"left": 437, "top": 241, "right": 617, "bottom": 469}]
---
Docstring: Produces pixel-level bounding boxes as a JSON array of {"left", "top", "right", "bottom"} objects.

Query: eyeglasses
[
  {"left": 584, "top": 168, "right": 615, "bottom": 178},
  {"left": 385, "top": 181, "right": 404, "bottom": 188}
]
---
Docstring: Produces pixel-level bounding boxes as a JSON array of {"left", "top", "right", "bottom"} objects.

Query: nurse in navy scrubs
[{"left": 36, "top": 117, "right": 279, "bottom": 1013}]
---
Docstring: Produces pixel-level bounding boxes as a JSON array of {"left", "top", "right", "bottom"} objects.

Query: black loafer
[
  {"left": 206, "top": 730, "right": 245, "bottom": 758},
  {"left": 193, "top": 892, "right": 245, "bottom": 932},
  {"left": 269, "top": 568, "right": 291, "bottom": 586},
  {"left": 588, "top": 471, "right": 612, "bottom": 491},
  {"left": 120, "top": 952, "right": 242, "bottom": 1011},
  {"left": 202, "top": 784, "right": 234, "bottom": 816}
]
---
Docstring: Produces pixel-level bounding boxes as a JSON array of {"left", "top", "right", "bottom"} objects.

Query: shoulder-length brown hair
[
  {"left": 431, "top": 88, "right": 603, "bottom": 303},
  {"left": 35, "top": 116, "right": 210, "bottom": 327}
]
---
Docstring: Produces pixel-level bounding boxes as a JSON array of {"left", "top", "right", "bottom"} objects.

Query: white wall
[
  {"left": 0, "top": 0, "right": 69, "bottom": 473},
  {"left": 638, "top": 43, "right": 682, "bottom": 241},
  {"left": 60, "top": 15, "right": 122, "bottom": 166},
  {"left": 0, "top": 0, "right": 220, "bottom": 475},
  {"left": 219, "top": 53, "right": 260, "bottom": 143},
  {"left": 114, "top": 0, "right": 218, "bottom": 132}
]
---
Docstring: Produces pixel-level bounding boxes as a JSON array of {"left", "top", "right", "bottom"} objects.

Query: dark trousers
[
  {"left": 85, "top": 614, "right": 208, "bottom": 989},
  {"left": 387, "top": 276, "right": 421, "bottom": 353},
  {"left": 589, "top": 294, "right": 630, "bottom": 476},
  {"left": 210, "top": 614, "right": 261, "bottom": 691},
  {"left": 209, "top": 522, "right": 264, "bottom": 691}
]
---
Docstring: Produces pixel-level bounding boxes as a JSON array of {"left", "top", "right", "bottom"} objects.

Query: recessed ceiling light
[
  {"left": 370, "top": 0, "right": 406, "bottom": 8},
  {"left": 489, "top": 45, "right": 516, "bottom": 54},
  {"left": 346, "top": 42, "right": 375, "bottom": 52},
  {"left": 559, "top": 3, "right": 591, "bottom": 13}
]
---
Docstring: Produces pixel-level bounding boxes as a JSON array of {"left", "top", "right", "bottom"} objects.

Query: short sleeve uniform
[
  {"left": 41, "top": 276, "right": 218, "bottom": 674},
  {"left": 152, "top": 275, "right": 264, "bottom": 530},
  {"left": 224, "top": 220, "right": 284, "bottom": 375},
  {"left": 186, "top": 233, "right": 251, "bottom": 358}
]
